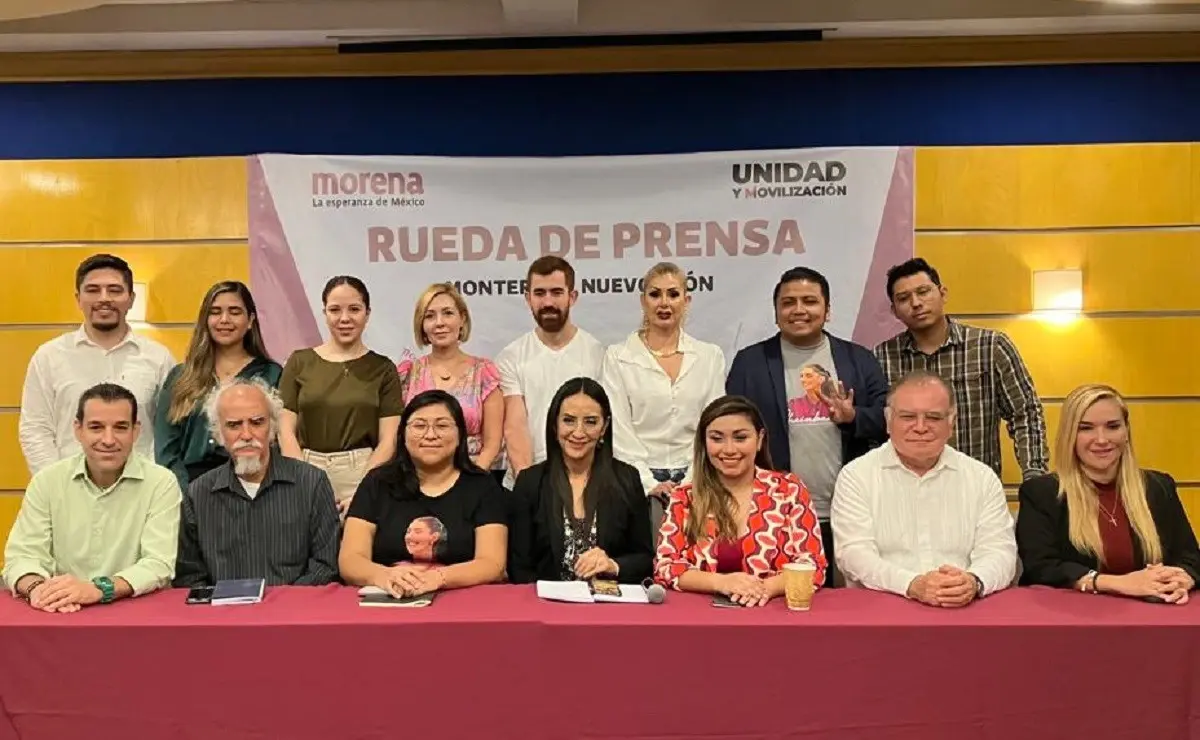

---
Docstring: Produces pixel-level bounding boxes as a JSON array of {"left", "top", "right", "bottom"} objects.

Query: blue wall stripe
[{"left": 0, "top": 62, "right": 1197, "bottom": 159}]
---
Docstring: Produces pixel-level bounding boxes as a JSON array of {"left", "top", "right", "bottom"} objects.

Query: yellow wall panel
[
  {"left": 999, "top": 402, "right": 1200, "bottom": 486},
  {"left": 916, "top": 147, "right": 1020, "bottom": 231},
  {"left": 0, "top": 158, "right": 247, "bottom": 242},
  {"left": 0, "top": 244, "right": 249, "bottom": 325},
  {"left": 917, "top": 231, "right": 1200, "bottom": 315},
  {"left": 1179, "top": 488, "right": 1200, "bottom": 534},
  {"left": 0, "top": 328, "right": 193, "bottom": 409},
  {"left": 0, "top": 412, "right": 23, "bottom": 490},
  {"left": 916, "top": 144, "right": 1197, "bottom": 230},
  {"left": 0, "top": 492, "right": 22, "bottom": 567},
  {"left": 971, "top": 316, "right": 1200, "bottom": 399}
]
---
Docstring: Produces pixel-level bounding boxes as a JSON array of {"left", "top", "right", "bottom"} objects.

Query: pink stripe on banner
[
  {"left": 247, "top": 155, "right": 322, "bottom": 361},
  {"left": 851, "top": 147, "right": 914, "bottom": 349}
]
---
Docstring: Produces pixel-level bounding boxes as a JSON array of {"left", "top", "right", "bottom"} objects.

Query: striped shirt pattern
[
  {"left": 873, "top": 321, "right": 1050, "bottom": 481},
  {"left": 174, "top": 454, "right": 341, "bottom": 587}
]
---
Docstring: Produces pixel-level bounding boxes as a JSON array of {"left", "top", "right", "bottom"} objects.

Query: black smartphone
[
  {"left": 185, "top": 585, "right": 215, "bottom": 604},
  {"left": 1142, "top": 594, "right": 1169, "bottom": 604},
  {"left": 712, "top": 594, "right": 744, "bottom": 608}
]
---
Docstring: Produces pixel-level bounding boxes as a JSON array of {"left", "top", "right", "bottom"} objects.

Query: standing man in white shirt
[
  {"left": 19, "top": 254, "right": 176, "bottom": 475},
  {"left": 831, "top": 369, "right": 1017, "bottom": 606},
  {"left": 496, "top": 256, "right": 604, "bottom": 488}
]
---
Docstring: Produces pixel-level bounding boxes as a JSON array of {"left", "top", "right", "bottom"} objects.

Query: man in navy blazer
[{"left": 726, "top": 267, "right": 889, "bottom": 584}]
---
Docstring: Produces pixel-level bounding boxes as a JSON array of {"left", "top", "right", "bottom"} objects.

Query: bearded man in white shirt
[
  {"left": 19, "top": 254, "right": 176, "bottom": 475},
  {"left": 831, "top": 370, "right": 1017, "bottom": 606},
  {"left": 496, "top": 256, "right": 604, "bottom": 488}
]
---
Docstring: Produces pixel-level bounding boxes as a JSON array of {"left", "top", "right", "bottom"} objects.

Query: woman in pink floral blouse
[{"left": 397, "top": 283, "right": 504, "bottom": 475}]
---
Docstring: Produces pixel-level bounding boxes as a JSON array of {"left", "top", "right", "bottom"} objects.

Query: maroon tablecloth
[{"left": 0, "top": 585, "right": 1196, "bottom": 740}]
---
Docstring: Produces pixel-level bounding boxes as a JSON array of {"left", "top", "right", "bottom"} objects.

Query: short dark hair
[
  {"left": 885, "top": 258, "right": 942, "bottom": 301},
  {"left": 773, "top": 267, "right": 830, "bottom": 305},
  {"left": 526, "top": 256, "right": 575, "bottom": 291},
  {"left": 75, "top": 382, "right": 138, "bottom": 424},
  {"left": 75, "top": 254, "right": 133, "bottom": 293},
  {"left": 321, "top": 275, "right": 371, "bottom": 310}
]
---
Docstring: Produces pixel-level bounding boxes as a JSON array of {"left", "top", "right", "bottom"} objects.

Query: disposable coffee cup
[{"left": 783, "top": 561, "right": 816, "bottom": 611}]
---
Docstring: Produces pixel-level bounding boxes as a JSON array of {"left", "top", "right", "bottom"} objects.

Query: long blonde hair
[
  {"left": 168, "top": 281, "right": 272, "bottom": 423},
  {"left": 684, "top": 396, "right": 773, "bottom": 544},
  {"left": 1056, "top": 384, "right": 1161, "bottom": 564}
]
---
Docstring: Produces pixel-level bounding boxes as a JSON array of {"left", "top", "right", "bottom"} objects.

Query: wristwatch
[
  {"left": 969, "top": 572, "right": 985, "bottom": 598},
  {"left": 92, "top": 576, "right": 115, "bottom": 604}
]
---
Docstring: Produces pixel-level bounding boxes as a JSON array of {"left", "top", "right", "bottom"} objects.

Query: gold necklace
[
  {"left": 640, "top": 331, "right": 681, "bottom": 358},
  {"left": 1097, "top": 499, "right": 1118, "bottom": 527}
]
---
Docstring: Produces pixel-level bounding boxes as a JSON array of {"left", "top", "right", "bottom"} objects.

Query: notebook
[
  {"left": 535, "top": 580, "right": 649, "bottom": 604},
  {"left": 211, "top": 578, "right": 265, "bottom": 605},
  {"left": 357, "top": 586, "right": 437, "bottom": 608}
]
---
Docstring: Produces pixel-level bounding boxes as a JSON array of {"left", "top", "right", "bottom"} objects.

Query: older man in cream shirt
[{"left": 831, "top": 370, "right": 1018, "bottom": 606}]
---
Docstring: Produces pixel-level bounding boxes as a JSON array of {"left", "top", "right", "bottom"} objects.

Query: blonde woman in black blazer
[
  {"left": 1016, "top": 384, "right": 1199, "bottom": 603},
  {"left": 507, "top": 378, "right": 653, "bottom": 584}
]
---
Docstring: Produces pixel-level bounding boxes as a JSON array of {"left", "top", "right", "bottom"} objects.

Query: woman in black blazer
[
  {"left": 507, "top": 377, "right": 654, "bottom": 584},
  {"left": 1016, "top": 384, "right": 1199, "bottom": 603}
]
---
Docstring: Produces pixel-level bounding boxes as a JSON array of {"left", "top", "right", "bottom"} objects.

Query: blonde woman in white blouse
[{"left": 600, "top": 262, "right": 726, "bottom": 532}]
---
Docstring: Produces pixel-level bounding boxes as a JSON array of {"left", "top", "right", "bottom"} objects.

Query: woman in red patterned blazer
[{"left": 655, "top": 395, "right": 827, "bottom": 606}]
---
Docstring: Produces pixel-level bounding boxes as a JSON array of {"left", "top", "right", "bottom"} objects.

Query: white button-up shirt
[
  {"left": 600, "top": 331, "right": 726, "bottom": 495},
  {"left": 831, "top": 441, "right": 1017, "bottom": 597},
  {"left": 19, "top": 327, "right": 176, "bottom": 475}
]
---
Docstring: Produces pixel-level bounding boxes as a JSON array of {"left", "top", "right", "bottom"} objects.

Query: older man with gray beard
[{"left": 174, "top": 378, "right": 341, "bottom": 587}]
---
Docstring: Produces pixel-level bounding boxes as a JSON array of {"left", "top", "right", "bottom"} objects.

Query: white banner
[{"left": 249, "top": 148, "right": 913, "bottom": 365}]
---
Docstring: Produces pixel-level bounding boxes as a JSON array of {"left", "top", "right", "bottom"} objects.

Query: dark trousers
[{"left": 820, "top": 519, "right": 842, "bottom": 588}]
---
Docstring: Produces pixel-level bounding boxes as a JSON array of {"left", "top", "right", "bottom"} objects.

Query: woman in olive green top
[
  {"left": 155, "top": 281, "right": 282, "bottom": 489},
  {"left": 279, "top": 276, "right": 404, "bottom": 514}
]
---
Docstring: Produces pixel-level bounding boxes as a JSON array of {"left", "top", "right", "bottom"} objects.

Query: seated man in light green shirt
[{"left": 3, "top": 382, "right": 182, "bottom": 612}]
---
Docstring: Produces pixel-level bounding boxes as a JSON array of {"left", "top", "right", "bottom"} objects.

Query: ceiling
[{"left": 0, "top": 0, "right": 1199, "bottom": 52}]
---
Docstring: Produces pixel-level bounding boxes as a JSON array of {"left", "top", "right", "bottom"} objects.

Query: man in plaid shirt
[{"left": 873, "top": 258, "right": 1049, "bottom": 481}]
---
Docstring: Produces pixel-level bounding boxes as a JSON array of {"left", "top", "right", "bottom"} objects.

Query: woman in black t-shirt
[{"left": 339, "top": 390, "right": 507, "bottom": 597}]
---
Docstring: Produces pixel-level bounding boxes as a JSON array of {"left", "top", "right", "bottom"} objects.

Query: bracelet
[
  {"left": 1081, "top": 570, "right": 1098, "bottom": 593},
  {"left": 1090, "top": 571, "right": 1101, "bottom": 594},
  {"left": 20, "top": 577, "right": 45, "bottom": 601}
]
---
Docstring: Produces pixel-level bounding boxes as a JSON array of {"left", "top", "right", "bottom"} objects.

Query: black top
[
  {"left": 348, "top": 466, "right": 506, "bottom": 567},
  {"left": 1016, "top": 470, "right": 1200, "bottom": 587},
  {"left": 507, "top": 459, "right": 654, "bottom": 584},
  {"left": 174, "top": 454, "right": 341, "bottom": 588}
]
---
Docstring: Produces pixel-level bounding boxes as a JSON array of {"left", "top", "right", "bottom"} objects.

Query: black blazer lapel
[{"left": 764, "top": 335, "right": 789, "bottom": 432}]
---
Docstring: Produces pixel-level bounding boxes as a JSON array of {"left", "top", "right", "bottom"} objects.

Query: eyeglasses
[{"left": 406, "top": 420, "right": 457, "bottom": 437}]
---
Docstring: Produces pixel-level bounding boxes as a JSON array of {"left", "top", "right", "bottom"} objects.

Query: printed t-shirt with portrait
[
  {"left": 346, "top": 467, "right": 506, "bottom": 566},
  {"left": 780, "top": 335, "right": 844, "bottom": 520}
]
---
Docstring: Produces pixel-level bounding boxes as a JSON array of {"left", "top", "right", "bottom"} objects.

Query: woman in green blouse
[
  {"left": 154, "top": 281, "right": 282, "bottom": 489},
  {"left": 279, "top": 276, "right": 403, "bottom": 515}
]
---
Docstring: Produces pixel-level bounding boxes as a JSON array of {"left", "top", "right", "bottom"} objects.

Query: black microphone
[{"left": 641, "top": 578, "right": 666, "bottom": 604}]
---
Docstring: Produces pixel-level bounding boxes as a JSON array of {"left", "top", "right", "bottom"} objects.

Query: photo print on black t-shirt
[
  {"left": 788, "top": 363, "right": 835, "bottom": 424},
  {"left": 404, "top": 516, "right": 449, "bottom": 565}
]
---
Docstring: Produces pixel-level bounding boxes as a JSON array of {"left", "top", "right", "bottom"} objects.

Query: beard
[
  {"left": 233, "top": 455, "right": 264, "bottom": 478},
  {"left": 535, "top": 307, "right": 568, "bottom": 333}
]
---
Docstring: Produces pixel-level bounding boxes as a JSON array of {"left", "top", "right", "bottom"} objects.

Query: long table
[{"left": 0, "top": 585, "right": 1196, "bottom": 740}]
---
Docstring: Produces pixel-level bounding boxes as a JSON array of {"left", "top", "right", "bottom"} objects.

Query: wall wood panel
[
  {"left": 916, "top": 231, "right": 1200, "bottom": 315},
  {"left": 0, "top": 158, "right": 247, "bottom": 242},
  {"left": 916, "top": 144, "right": 1199, "bottom": 230},
  {"left": 0, "top": 244, "right": 249, "bottom": 325}
]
